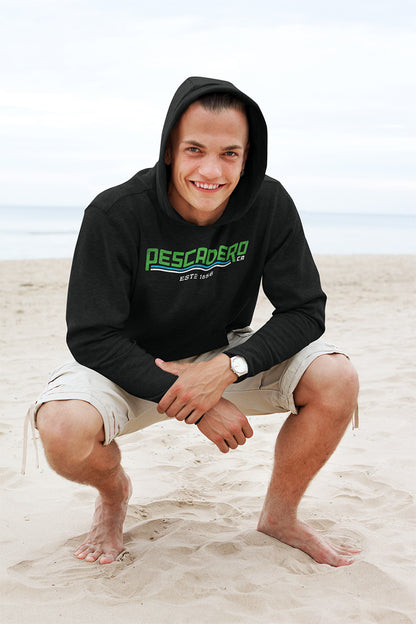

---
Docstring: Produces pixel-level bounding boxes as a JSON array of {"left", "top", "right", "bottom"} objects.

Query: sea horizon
[{"left": 0, "top": 205, "right": 415, "bottom": 260}]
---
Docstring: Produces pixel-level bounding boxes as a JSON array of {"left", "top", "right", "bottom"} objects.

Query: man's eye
[
  {"left": 224, "top": 151, "right": 237, "bottom": 157},
  {"left": 187, "top": 147, "right": 200, "bottom": 153}
]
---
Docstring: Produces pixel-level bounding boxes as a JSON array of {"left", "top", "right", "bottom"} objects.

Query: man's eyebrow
[
  {"left": 182, "top": 140, "right": 244, "bottom": 150},
  {"left": 182, "top": 140, "right": 205, "bottom": 148},
  {"left": 223, "top": 144, "right": 244, "bottom": 151}
]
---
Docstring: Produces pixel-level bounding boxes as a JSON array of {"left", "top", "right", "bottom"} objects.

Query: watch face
[{"left": 231, "top": 356, "right": 248, "bottom": 376}]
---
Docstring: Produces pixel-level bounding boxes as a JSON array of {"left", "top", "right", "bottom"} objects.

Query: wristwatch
[{"left": 229, "top": 355, "right": 248, "bottom": 378}]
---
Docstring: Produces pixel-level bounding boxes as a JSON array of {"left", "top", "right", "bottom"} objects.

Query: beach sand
[{"left": 0, "top": 255, "right": 415, "bottom": 623}]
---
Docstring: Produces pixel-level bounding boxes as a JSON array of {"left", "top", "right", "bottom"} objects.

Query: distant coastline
[{"left": 0, "top": 205, "right": 414, "bottom": 259}]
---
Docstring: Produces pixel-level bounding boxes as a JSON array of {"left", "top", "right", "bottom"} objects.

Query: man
[{"left": 32, "top": 76, "right": 359, "bottom": 567}]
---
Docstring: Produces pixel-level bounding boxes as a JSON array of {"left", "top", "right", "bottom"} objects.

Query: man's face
[{"left": 165, "top": 101, "right": 249, "bottom": 226}]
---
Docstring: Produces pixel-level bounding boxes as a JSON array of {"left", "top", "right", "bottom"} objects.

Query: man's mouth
[{"left": 191, "top": 181, "right": 224, "bottom": 190}]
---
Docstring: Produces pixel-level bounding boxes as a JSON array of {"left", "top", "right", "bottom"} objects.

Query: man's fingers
[
  {"left": 159, "top": 395, "right": 204, "bottom": 423},
  {"left": 232, "top": 429, "right": 248, "bottom": 446},
  {"left": 225, "top": 437, "right": 239, "bottom": 450},
  {"left": 242, "top": 421, "right": 254, "bottom": 438},
  {"left": 184, "top": 410, "right": 204, "bottom": 425},
  {"left": 157, "top": 387, "right": 179, "bottom": 414},
  {"left": 157, "top": 387, "right": 169, "bottom": 413},
  {"left": 215, "top": 434, "right": 244, "bottom": 452},
  {"left": 216, "top": 439, "right": 230, "bottom": 453},
  {"left": 159, "top": 399, "right": 183, "bottom": 418}
]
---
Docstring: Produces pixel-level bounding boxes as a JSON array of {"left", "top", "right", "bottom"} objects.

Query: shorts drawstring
[
  {"left": 352, "top": 404, "right": 359, "bottom": 430},
  {"left": 22, "top": 403, "right": 40, "bottom": 475}
]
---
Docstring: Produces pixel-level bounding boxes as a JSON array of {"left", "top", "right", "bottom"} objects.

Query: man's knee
[
  {"left": 37, "top": 400, "right": 105, "bottom": 456},
  {"left": 328, "top": 355, "right": 359, "bottom": 407},
  {"left": 295, "top": 354, "right": 359, "bottom": 414}
]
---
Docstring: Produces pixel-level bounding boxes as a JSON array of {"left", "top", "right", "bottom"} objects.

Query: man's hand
[
  {"left": 156, "top": 354, "right": 237, "bottom": 423},
  {"left": 196, "top": 398, "right": 254, "bottom": 453}
]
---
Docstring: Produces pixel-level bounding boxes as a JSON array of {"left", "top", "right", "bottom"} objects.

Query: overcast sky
[{"left": 1, "top": 0, "right": 415, "bottom": 213}]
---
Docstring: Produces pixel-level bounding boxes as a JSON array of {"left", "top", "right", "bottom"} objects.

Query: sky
[{"left": 1, "top": 0, "right": 415, "bottom": 214}]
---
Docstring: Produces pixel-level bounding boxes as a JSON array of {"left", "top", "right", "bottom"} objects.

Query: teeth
[{"left": 194, "top": 182, "right": 221, "bottom": 190}]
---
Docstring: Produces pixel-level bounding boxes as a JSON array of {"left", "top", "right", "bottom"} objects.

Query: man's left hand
[{"left": 155, "top": 354, "right": 237, "bottom": 423}]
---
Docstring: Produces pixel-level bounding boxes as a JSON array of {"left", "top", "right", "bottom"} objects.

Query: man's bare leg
[
  {"left": 37, "top": 400, "right": 132, "bottom": 564},
  {"left": 257, "top": 354, "right": 361, "bottom": 567}
]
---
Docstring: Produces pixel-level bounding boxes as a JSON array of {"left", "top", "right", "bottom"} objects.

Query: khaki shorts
[{"left": 29, "top": 331, "right": 348, "bottom": 446}]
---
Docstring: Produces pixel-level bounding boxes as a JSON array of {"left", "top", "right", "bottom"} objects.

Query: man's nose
[{"left": 198, "top": 156, "right": 222, "bottom": 179}]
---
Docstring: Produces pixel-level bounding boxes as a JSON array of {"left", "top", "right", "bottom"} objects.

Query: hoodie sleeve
[
  {"left": 224, "top": 186, "right": 326, "bottom": 376},
  {"left": 66, "top": 204, "right": 177, "bottom": 402}
]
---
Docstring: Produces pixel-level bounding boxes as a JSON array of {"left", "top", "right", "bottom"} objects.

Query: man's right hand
[{"left": 195, "top": 397, "right": 253, "bottom": 453}]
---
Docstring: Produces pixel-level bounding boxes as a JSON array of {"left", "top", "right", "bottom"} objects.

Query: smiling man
[
  {"left": 164, "top": 98, "right": 249, "bottom": 226},
  {"left": 31, "top": 76, "right": 360, "bottom": 567}
]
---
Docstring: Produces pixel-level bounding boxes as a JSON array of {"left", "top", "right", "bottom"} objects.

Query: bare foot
[
  {"left": 257, "top": 510, "right": 361, "bottom": 567},
  {"left": 74, "top": 472, "right": 132, "bottom": 564}
]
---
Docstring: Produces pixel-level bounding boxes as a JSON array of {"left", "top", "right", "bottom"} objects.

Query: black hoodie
[{"left": 66, "top": 76, "right": 326, "bottom": 402}]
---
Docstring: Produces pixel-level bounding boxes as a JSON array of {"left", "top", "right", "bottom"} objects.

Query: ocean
[{"left": 0, "top": 205, "right": 415, "bottom": 260}]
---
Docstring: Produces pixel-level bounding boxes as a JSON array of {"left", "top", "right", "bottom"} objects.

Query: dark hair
[{"left": 196, "top": 92, "right": 246, "bottom": 115}]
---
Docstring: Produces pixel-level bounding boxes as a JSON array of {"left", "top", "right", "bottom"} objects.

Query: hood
[{"left": 156, "top": 76, "right": 268, "bottom": 225}]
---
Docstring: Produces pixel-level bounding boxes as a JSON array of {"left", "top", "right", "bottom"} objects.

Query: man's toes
[
  {"left": 74, "top": 543, "right": 94, "bottom": 559},
  {"left": 84, "top": 551, "right": 99, "bottom": 562},
  {"left": 99, "top": 552, "right": 117, "bottom": 565},
  {"left": 334, "top": 544, "right": 361, "bottom": 556},
  {"left": 74, "top": 544, "right": 102, "bottom": 562},
  {"left": 328, "top": 548, "right": 355, "bottom": 566}
]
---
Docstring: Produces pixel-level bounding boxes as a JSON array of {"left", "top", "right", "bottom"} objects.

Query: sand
[{"left": 0, "top": 255, "right": 415, "bottom": 623}]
